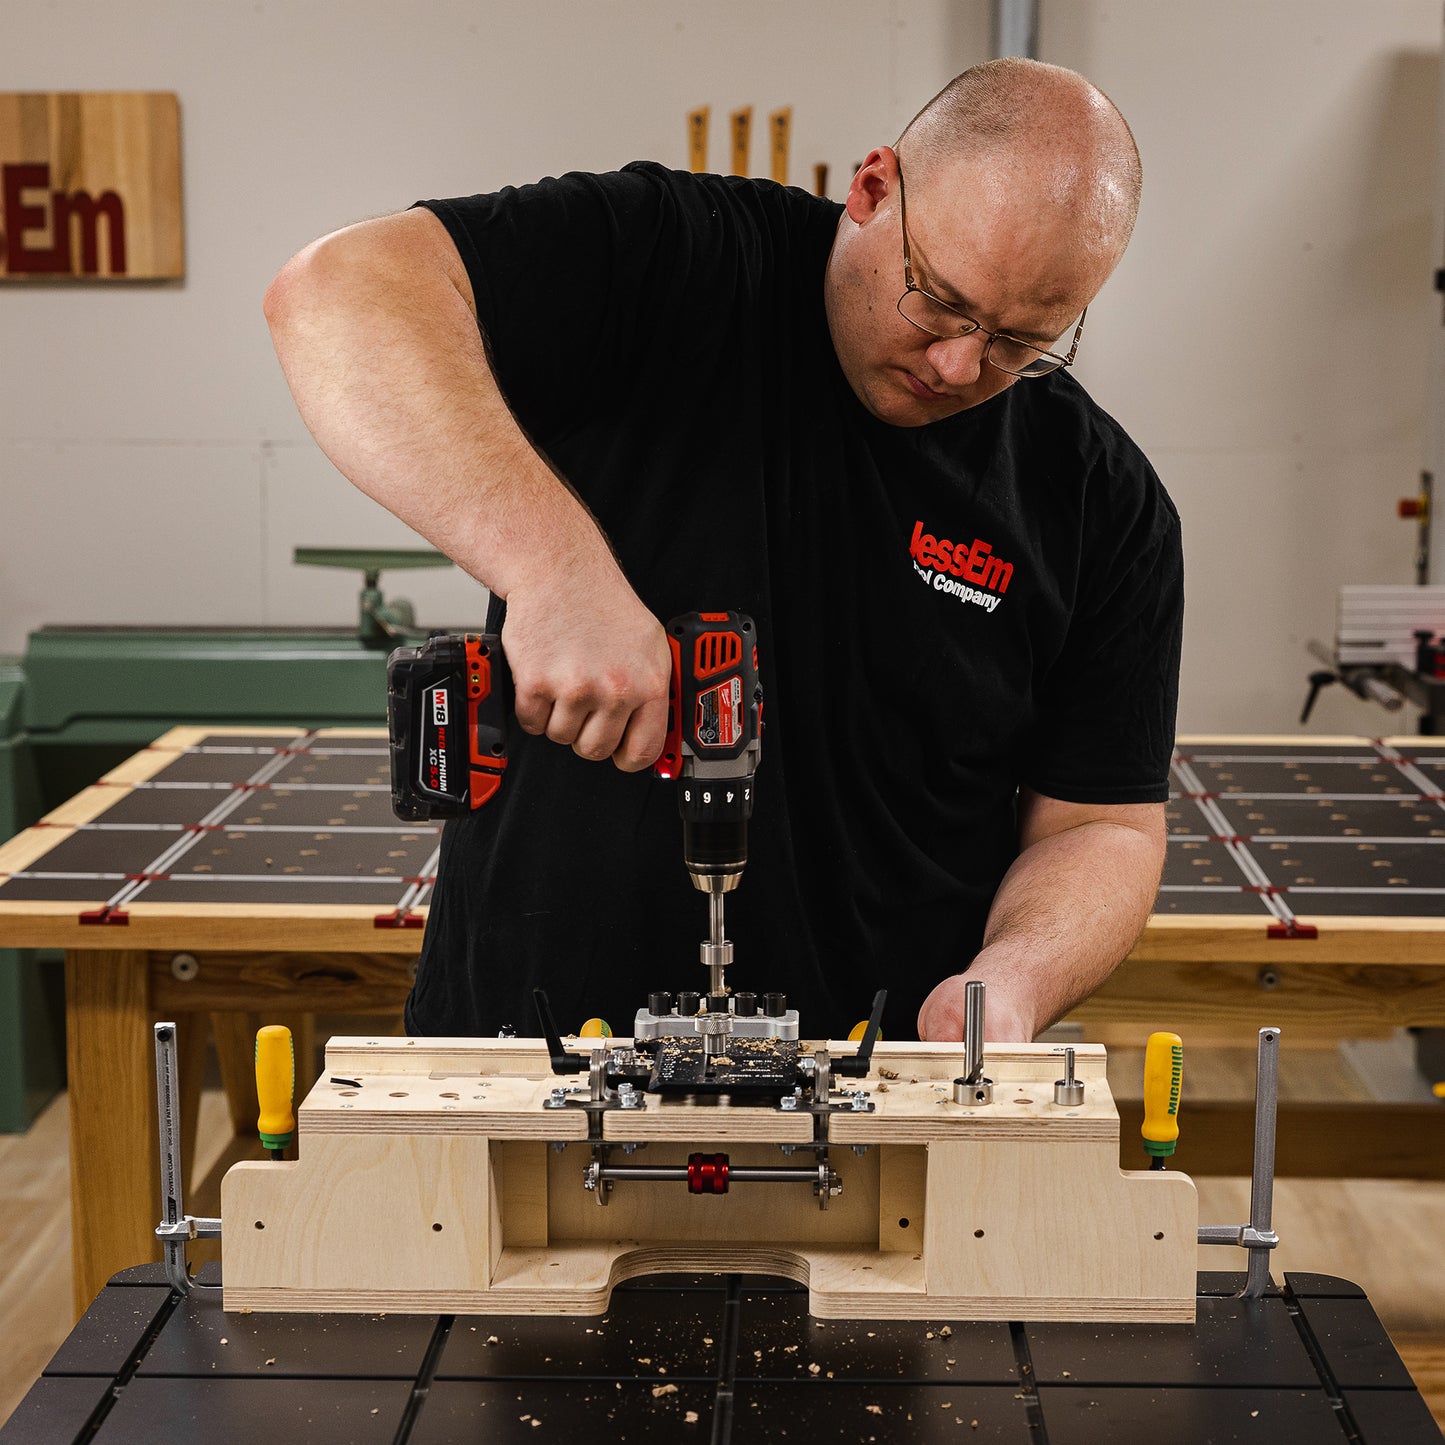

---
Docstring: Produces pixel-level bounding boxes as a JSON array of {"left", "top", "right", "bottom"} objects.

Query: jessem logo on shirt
[{"left": 908, "top": 520, "right": 1013, "bottom": 613}]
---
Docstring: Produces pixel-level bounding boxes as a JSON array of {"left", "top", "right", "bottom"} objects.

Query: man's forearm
[{"left": 917, "top": 799, "right": 1165, "bottom": 1042}]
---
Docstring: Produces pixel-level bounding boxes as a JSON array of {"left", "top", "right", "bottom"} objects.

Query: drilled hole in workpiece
[
  {"left": 432, "top": 1223, "right": 443, "bottom": 1232},
  {"left": 389, "top": 1092, "right": 408, "bottom": 1098},
  {"left": 1154, "top": 1232, "right": 1164, "bottom": 1241},
  {"left": 339, "top": 1091, "right": 358, "bottom": 1097},
  {"left": 254, "top": 1221, "right": 265, "bottom": 1230},
  {"left": 898, "top": 1218, "right": 910, "bottom": 1229},
  {"left": 440, "top": 1092, "right": 459, "bottom": 1099},
  {"left": 974, "top": 1229, "right": 985, "bottom": 1238}
]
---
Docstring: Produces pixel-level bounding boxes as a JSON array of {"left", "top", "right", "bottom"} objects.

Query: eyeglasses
[{"left": 895, "top": 158, "right": 1086, "bottom": 379}]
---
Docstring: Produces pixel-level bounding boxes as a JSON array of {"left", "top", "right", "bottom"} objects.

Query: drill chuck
[{"left": 682, "top": 816, "right": 749, "bottom": 891}]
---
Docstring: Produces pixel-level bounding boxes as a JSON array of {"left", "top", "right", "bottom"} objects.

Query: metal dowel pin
[
  {"left": 1054, "top": 1047, "right": 1084, "bottom": 1107},
  {"left": 959, "top": 980, "right": 993, "bottom": 1105}
]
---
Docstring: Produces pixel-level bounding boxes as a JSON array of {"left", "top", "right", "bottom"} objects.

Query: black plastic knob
[
  {"left": 763, "top": 992, "right": 787, "bottom": 1018},
  {"left": 648, "top": 991, "right": 673, "bottom": 1017},
  {"left": 707, "top": 992, "right": 730, "bottom": 1015},
  {"left": 733, "top": 991, "right": 757, "bottom": 1017},
  {"left": 676, "top": 991, "right": 701, "bottom": 1017}
]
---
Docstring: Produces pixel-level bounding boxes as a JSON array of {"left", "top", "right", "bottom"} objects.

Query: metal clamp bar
[
  {"left": 1241, "top": 1026, "right": 1280, "bottom": 1298},
  {"left": 156, "top": 1217, "right": 223, "bottom": 1242},
  {"left": 153, "top": 1022, "right": 222, "bottom": 1296},
  {"left": 1197, "top": 1225, "right": 1279, "bottom": 1249},
  {"left": 1194, "top": 1026, "right": 1281, "bottom": 1298}
]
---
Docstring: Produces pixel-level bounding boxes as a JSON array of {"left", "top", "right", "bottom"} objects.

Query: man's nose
[{"left": 926, "top": 331, "right": 988, "bottom": 387}]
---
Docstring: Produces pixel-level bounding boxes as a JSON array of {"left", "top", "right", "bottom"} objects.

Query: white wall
[{"left": 0, "top": 0, "right": 1439, "bottom": 737}]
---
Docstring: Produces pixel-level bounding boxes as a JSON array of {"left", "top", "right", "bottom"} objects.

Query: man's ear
[{"left": 844, "top": 146, "right": 896, "bottom": 226}]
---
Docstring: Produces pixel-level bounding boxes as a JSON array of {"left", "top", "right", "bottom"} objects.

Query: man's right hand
[{"left": 502, "top": 572, "right": 672, "bottom": 773}]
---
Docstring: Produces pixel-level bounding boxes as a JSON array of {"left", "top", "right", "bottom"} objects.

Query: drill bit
[{"left": 702, "top": 891, "right": 731, "bottom": 996}]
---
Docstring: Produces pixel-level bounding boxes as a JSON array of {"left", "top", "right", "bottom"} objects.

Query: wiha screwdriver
[
  {"left": 1142, "top": 1030, "right": 1183, "bottom": 1170},
  {"left": 255, "top": 1024, "right": 296, "bottom": 1160}
]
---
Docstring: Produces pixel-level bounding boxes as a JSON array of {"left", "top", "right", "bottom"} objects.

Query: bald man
[{"left": 265, "top": 59, "right": 1182, "bottom": 1045}]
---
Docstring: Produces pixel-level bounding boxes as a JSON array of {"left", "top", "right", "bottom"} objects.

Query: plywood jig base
[{"left": 221, "top": 1038, "right": 1197, "bottom": 1322}]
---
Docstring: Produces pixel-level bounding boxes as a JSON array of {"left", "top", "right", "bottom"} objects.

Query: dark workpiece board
[
  {"left": 3, "top": 1266, "right": 1439, "bottom": 1444},
  {"left": 3, "top": 730, "right": 1445, "bottom": 940}
]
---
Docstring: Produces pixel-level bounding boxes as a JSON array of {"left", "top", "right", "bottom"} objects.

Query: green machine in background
[{"left": 0, "top": 548, "right": 461, "bottom": 1132}]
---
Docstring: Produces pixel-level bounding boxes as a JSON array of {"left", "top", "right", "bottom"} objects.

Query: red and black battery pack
[{"left": 386, "top": 633, "right": 511, "bottom": 821}]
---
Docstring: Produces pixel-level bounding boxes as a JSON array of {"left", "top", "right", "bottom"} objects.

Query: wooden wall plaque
[{"left": 0, "top": 91, "right": 183, "bottom": 280}]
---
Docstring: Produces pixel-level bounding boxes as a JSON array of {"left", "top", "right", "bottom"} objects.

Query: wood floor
[{"left": 3, "top": 1046, "right": 1444, "bottom": 1433}]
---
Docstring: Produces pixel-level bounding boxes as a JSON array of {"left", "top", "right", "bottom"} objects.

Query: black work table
[{"left": 4, "top": 1268, "right": 1440, "bottom": 1444}]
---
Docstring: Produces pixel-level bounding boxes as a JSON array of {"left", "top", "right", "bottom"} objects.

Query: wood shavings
[
  {"left": 684, "top": 1410, "right": 699, "bottom": 1424},
  {"left": 652, "top": 1383, "right": 679, "bottom": 1397},
  {"left": 865, "top": 1404, "right": 883, "bottom": 1415},
  {"left": 879, "top": 1068, "right": 900, "bottom": 1080}
]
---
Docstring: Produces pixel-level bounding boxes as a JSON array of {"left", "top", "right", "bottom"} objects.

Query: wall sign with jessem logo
[{"left": 0, "top": 92, "right": 183, "bottom": 280}]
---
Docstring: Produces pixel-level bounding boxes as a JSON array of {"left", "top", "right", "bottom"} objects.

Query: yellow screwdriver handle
[
  {"left": 255, "top": 1024, "right": 296, "bottom": 1153},
  {"left": 1142, "top": 1031, "right": 1183, "bottom": 1162}
]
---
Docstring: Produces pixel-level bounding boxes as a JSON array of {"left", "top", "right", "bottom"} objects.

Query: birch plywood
[
  {"left": 221, "top": 1037, "right": 1197, "bottom": 1322},
  {"left": 223, "top": 1134, "right": 496, "bottom": 1297},
  {"left": 0, "top": 92, "right": 183, "bottom": 279},
  {"left": 925, "top": 1140, "right": 1196, "bottom": 1306}
]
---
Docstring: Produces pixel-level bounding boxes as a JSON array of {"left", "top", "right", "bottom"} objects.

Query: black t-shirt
[{"left": 407, "top": 162, "right": 1183, "bottom": 1042}]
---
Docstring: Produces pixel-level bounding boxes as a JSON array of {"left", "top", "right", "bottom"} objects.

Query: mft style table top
[
  {"left": 3, "top": 729, "right": 1445, "bottom": 952},
  {"left": 3, "top": 1266, "right": 1440, "bottom": 1444}
]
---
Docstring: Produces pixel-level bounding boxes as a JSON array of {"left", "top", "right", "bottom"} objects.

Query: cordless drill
[
  {"left": 386, "top": 611, "right": 763, "bottom": 993},
  {"left": 652, "top": 612, "right": 763, "bottom": 996}
]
